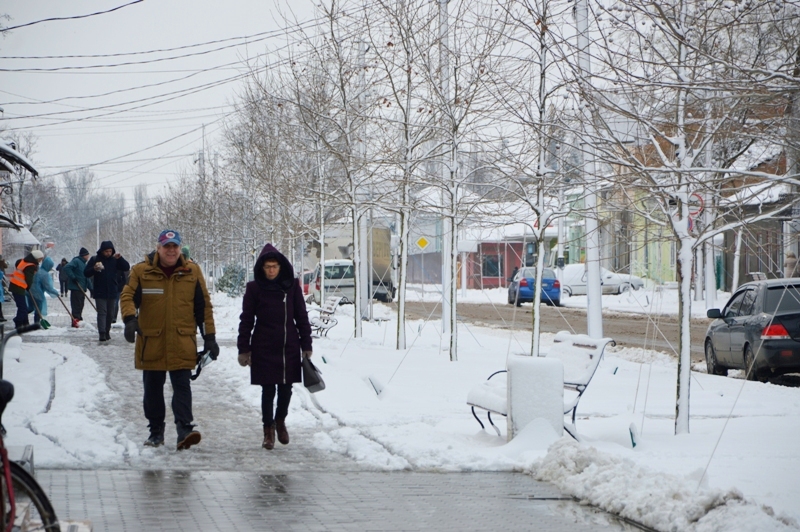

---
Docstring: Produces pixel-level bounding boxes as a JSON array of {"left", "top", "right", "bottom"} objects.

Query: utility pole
[
  {"left": 704, "top": 95, "right": 716, "bottom": 308},
  {"left": 357, "top": 40, "right": 370, "bottom": 327},
  {"left": 439, "top": 0, "right": 457, "bottom": 361},
  {"left": 576, "top": 0, "right": 603, "bottom": 338}
]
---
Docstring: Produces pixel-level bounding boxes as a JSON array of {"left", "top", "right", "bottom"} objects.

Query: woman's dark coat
[
  {"left": 237, "top": 244, "right": 312, "bottom": 386},
  {"left": 83, "top": 241, "right": 130, "bottom": 299}
]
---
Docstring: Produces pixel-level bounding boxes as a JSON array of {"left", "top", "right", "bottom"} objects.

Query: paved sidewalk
[{"left": 38, "top": 470, "right": 634, "bottom": 532}]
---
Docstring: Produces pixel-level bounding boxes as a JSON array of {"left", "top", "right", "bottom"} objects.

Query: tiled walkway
[{"left": 38, "top": 470, "right": 634, "bottom": 532}]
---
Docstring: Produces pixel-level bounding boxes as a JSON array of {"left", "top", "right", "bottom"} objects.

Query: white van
[{"left": 310, "top": 259, "right": 355, "bottom": 304}]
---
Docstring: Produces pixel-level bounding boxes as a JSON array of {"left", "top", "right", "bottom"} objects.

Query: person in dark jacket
[
  {"left": 85, "top": 241, "right": 130, "bottom": 343},
  {"left": 237, "top": 243, "right": 313, "bottom": 450},
  {"left": 56, "top": 258, "right": 69, "bottom": 296},
  {"left": 63, "top": 248, "right": 92, "bottom": 324},
  {"left": 9, "top": 250, "right": 44, "bottom": 328}
]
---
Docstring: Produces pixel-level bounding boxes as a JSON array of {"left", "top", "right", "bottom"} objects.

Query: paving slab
[{"left": 37, "top": 470, "right": 635, "bottom": 532}]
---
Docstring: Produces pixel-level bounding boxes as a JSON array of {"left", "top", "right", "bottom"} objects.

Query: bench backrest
[
  {"left": 550, "top": 331, "right": 614, "bottom": 389},
  {"left": 320, "top": 296, "right": 343, "bottom": 315}
]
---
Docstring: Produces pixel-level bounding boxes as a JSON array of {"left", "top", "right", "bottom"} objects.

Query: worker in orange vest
[{"left": 9, "top": 249, "right": 44, "bottom": 329}]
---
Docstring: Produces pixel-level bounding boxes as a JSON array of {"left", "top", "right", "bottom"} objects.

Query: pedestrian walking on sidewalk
[
  {"left": 0, "top": 256, "right": 8, "bottom": 323},
  {"left": 56, "top": 258, "right": 69, "bottom": 296},
  {"left": 121, "top": 229, "right": 218, "bottom": 451},
  {"left": 63, "top": 248, "right": 92, "bottom": 324},
  {"left": 237, "top": 243, "right": 312, "bottom": 450},
  {"left": 84, "top": 241, "right": 130, "bottom": 342},
  {"left": 9, "top": 250, "right": 44, "bottom": 328}
]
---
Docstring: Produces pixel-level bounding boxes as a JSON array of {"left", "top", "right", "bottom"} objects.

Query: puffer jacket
[
  {"left": 83, "top": 241, "right": 130, "bottom": 299},
  {"left": 63, "top": 255, "right": 92, "bottom": 292},
  {"left": 120, "top": 251, "right": 215, "bottom": 371},
  {"left": 237, "top": 243, "right": 312, "bottom": 386}
]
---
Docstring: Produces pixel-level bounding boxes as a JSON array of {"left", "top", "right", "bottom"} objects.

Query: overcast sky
[{"left": 1, "top": 0, "right": 317, "bottom": 206}]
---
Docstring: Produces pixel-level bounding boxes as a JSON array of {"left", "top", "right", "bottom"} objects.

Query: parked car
[
  {"left": 560, "top": 264, "right": 645, "bottom": 296},
  {"left": 705, "top": 279, "right": 800, "bottom": 382},
  {"left": 507, "top": 267, "right": 561, "bottom": 307},
  {"left": 310, "top": 259, "right": 355, "bottom": 304},
  {"left": 300, "top": 270, "right": 314, "bottom": 298}
]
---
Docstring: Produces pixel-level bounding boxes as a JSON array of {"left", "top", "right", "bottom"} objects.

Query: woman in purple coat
[{"left": 237, "top": 244, "right": 313, "bottom": 450}]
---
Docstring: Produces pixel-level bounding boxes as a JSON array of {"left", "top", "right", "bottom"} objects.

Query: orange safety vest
[{"left": 10, "top": 259, "right": 36, "bottom": 290}]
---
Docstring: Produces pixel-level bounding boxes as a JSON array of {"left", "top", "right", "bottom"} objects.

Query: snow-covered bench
[
  {"left": 467, "top": 331, "right": 615, "bottom": 440},
  {"left": 308, "top": 296, "right": 343, "bottom": 337}
]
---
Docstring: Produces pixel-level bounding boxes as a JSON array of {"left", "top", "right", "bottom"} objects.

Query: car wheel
[
  {"left": 619, "top": 283, "right": 631, "bottom": 294},
  {"left": 553, "top": 299, "right": 560, "bottom": 307},
  {"left": 515, "top": 299, "right": 522, "bottom": 307},
  {"left": 743, "top": 345, "right": 764, "bottom": 382},
  {"left": 704, "top": 340, "right": 726, "bottom": 376},
  {"left": 562, "top": 286, "right": 572, "bottom": 297}
]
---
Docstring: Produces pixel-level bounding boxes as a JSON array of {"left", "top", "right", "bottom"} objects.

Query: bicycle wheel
[{"left": 1, "top": 461, "right": 60, "bottom": 531}]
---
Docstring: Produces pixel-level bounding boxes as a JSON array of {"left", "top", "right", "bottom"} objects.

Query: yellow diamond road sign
[{"left": 416, "top": 236, "right": 430, "bottom": 250}]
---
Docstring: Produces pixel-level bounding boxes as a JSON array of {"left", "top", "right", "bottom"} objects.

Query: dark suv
[{"left": 705, "top": 279, "right": 800, "bottom": 381}]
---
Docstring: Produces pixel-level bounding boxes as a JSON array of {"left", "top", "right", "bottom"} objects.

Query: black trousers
[
  {"left": 96, "top": 298, "right": 114, "bottom": 335},
  {"left": 59, "top": 280, "right": 68, "bottom": 297},
  {"left": 143, "top": 369, "right": 193, "bottom": 434},
  {"left": 69, "top": 290, "right": 85, "bottom": 321},
  {"left": 12, "top": 293, "right": 30, "bottom": 328},
  {"left": 261, "top": 383, "right": 293, "bottom": 427}
]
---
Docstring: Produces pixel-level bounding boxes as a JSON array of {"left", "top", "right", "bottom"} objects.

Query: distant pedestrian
[
  {"left": 30, "top": 256, "right": 60, "bottom": 323},
  {"left": 63, "top": 248, "right": 92, "bottom": 325},
  {"left": 785, "top": 252, "right": 798, "bottom": 278},
  {"left": 237, "top": 243, "right": 312, "bottom": 450},
  {"left": 9, "top": 249, "right": 44, "bottom": 328},
  {"left": 121, "top": 229, "right": 218, "bottom": 450},
  {"left": 56, "top": 258, "right": 69, "bottom": 296},
  {"left": 0, "top": 256, "right": 7, "bottom": 323},
  {"left": 84, "top": 241, "right": 130, "bottom": 342}
]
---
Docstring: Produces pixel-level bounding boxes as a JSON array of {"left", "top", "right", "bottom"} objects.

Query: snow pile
[{"left": 534, "top": 439, "right": 798, "bottom": 532}]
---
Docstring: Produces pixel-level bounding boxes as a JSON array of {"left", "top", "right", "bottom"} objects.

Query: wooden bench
[
  {"left": 467, "top": 331, "right": 615, "bottom": 440},
  {"left": 308, "top": 296, "right": 343, "bottom": 337}
]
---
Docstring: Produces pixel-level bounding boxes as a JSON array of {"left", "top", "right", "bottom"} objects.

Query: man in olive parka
[{"left": 120, "top": 230, "right": 218, "bottom": 451}]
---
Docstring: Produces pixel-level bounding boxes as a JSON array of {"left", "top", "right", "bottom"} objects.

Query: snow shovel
[
  {"left": 56, "top": 295, "right": 80, "bottom": 328},
  {"left": 77, "top": 284, "right": 98, "bottom": 311},
  {"left": 27, "top": 292, "right": 50, "bottom": 330}
]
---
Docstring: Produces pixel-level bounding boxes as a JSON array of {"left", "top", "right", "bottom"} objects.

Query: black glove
[
  {"left": 203, "top": 334, "right": 220, "bottom": 360},
  {"left": 124, "top": 316, "right": 139, "bottom": 343}
]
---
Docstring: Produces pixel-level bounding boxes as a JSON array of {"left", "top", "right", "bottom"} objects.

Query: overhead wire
[{"left": 0, "top": 1, "right": 143, "bottom": 33}]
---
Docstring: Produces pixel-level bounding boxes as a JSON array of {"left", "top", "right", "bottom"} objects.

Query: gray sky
[{"left": 1, "top": 0, "right": 316, "bottom": 205}]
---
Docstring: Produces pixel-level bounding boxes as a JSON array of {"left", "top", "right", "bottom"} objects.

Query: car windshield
[
  {"left": 324, "top": 265, "right": 354, "bottom": 280},
  {"left": 519, "top": 268, "right": 555, "bottom": 279},
  {"left": 764, "top": 285, "right": 800, "bottom": 313}
]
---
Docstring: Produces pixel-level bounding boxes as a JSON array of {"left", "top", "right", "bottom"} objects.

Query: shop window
[{"left": 482, "top": 255, "right": 503, "bottom": 277}]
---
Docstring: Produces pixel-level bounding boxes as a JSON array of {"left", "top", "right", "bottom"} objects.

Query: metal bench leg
[
  {"left": 471, "top": 407, "right": 486, "bottom": 430},
  {"left": 487, "top": 412, "right": 502, "bottom": 437}
]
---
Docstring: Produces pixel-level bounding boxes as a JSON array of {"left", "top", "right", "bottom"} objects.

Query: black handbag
[{"left": 302, "top": 356, "right": 325, "bottom": 393}]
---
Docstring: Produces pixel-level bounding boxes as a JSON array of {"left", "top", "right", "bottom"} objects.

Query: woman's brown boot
[
  {"left": 275, "top": 418, "right": 290, "bottom": 445},
  {"left": 262, "top": 424, "right": 275, "bottom": 450}
]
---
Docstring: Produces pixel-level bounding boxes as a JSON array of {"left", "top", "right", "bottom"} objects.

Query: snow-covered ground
[{"left": 4, "top": 285, "right": 799, "bottom": 532}]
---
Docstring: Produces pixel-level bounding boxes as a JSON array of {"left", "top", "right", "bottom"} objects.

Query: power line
[
  {"left": 0, "top": 1, "right": 144, "bottom": 33},
  {"left": 0, "top": 19, "right": 323, "bottom": 60}
]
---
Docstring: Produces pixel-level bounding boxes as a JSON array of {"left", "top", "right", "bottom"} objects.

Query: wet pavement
[{"left": 38, "top": 470, "right": 635, "bottom": 531}]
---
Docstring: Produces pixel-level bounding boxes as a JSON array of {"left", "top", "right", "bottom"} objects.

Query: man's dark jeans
[
  {"left": 143, "top": 369, "right": 193, "bottom": 434},
  {"left": 12, "top": 292, "right": 30, "bottom": 328},
  {"left": 69, "top": 289, "right": 85, "bottom": 321},
  {"left": 95, "top": 298, "right": 115, "bottom": 336}
]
